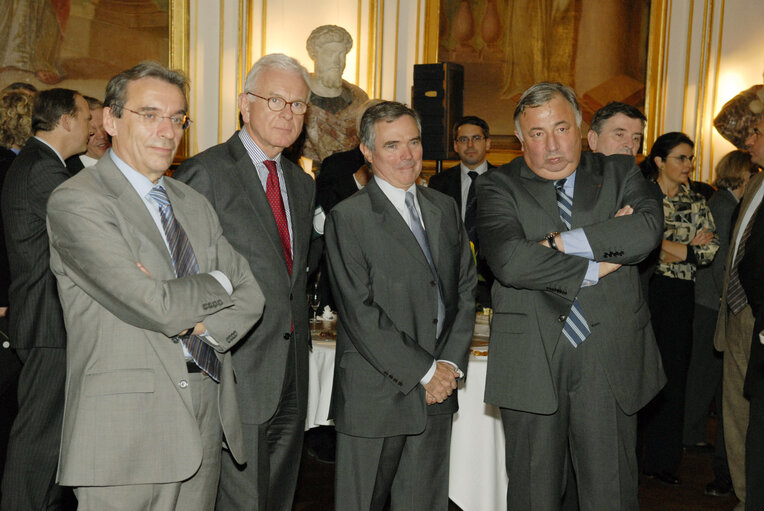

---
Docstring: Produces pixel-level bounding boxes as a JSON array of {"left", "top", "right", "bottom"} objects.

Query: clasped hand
[{"left": 423, "top": 361, "right": 459, "bottom": 405}]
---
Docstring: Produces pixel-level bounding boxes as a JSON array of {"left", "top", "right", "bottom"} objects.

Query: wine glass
[{"left": 309, "top": 280, "right": 321, "bottom": 323}]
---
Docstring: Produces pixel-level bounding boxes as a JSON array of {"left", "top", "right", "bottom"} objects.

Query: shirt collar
[
  {"left": 109, "top": 149, "right": 165, "bottom": 199},
  {"left": 460, "top": 160, "right": 488, "bottom": 179},
  {"left": 374, "top": 175, "right": 417, "bottom": 211},
  {"left": 238, "top": 128, "right": 282, "bottom": 167}
]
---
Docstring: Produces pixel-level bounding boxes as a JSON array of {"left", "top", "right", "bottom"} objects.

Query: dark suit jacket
[
  {"left": 1, "top": 137, "right": 71, "bottom": 349},
  {"left": 476, "top": 152, "right": 666, "bottom": 415},
  {"left": 427, "top": 161, "right": 496, "bottom": 213},
  {"left": 695, "top": 188, "right": 738, "bottom": 311},
  {"left": 0, "top": 146, "right": 17, "bottom": 307},
  {"left": 740, "top": 196, "right": 764, "bottom": 397},
  {"left": 324, "top": 178, "right": 476, "bottom": 437},
  {"left": 316, "top": 146, "right": 365, "bottom": 212},
  {"left": 174, "top": 132, "right": 316, "bottom": 425},
  {"left": 63, "top": 155, "right": 85, "bottom": 175}
]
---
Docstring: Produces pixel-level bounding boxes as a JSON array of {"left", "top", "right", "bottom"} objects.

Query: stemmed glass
[{"left": 309, "top": 280, "right": 321, "bottom": 323}]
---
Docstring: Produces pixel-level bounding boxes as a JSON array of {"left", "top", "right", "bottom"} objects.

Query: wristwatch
[{"left": 545, "top": 231, "right": 560, "bottom": 251}]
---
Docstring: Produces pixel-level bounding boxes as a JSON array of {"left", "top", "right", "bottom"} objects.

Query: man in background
[
  {"left": 1, "top": 87, "right": 91, "bottom": 511},
  {"left": 587, "top": 101, "right": 646, "bottom": 157},
  {"left": 428, "top": 115, "right": 495, "bottom": 306},
  {"left": 175, "top": 53, "right": 316, "bottom": 511},
  {"left": 65, "top": 96, "right": 110, "bottom": 173}
]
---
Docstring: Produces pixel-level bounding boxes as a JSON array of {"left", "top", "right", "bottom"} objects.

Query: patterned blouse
[{"left": 655, "top": 183, "right": 720, "bottom": 281}]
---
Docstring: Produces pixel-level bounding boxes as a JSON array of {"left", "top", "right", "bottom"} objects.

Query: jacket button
[
  {"left": 558, "top": 315, "right": 567, "bottom": 322},
  {"left": 433, "top": 318, "right": 438, "bottom": 324},
  {"left": 179, "top": 380, "right": 189, "bottom": 388},
  {"left": 430, "top": 281, "right": 436, "bottom": 287},
  {"left": 289, "top": 293, "right": 293, "bottom": 300},
  {"left": 172, "top": 337, "right": 180, "bottom": 344},
  {"left": 283, "top": 332, "right": 291, "bottom": 340}
]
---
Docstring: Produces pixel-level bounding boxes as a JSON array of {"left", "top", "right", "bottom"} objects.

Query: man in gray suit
[
  {"left": 324, "top": 101, "right": 476, "bottom": 510},
  {"left": 174, "top": 54, "right": 315, "bottom": 511},
  {"left": 46, "top": 62, "right": 264, "bottom": 510},
  {"left": 476, "top": 82, "right": 665, "bottom": 510},
  {"left": 1, "top": 88, "right": 91, "bottom": 511}
]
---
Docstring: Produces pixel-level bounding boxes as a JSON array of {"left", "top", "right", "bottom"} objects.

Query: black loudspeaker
[{"left": 412, "top": 63, "right": 464, "bottom": 161}]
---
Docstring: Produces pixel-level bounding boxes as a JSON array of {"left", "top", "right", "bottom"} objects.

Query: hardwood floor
[{"left": 294, "top": 428, "right": 739, "bottom": 510}]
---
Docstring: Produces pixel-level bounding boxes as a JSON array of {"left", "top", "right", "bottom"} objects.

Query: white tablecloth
[{"left": 304, "top": 337, "right": 508, "bottom": 510}]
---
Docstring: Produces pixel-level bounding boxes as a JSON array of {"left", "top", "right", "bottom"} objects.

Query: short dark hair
[
  {"left": 590, "top": 102, "right": 646, "bottom": 134},
  {"left": 640, "top": 131, "right": 694, "bottom": 180},
  {"left": 105, "top": 61, "right": 188, "bottom": 118},
  {"left": 453, "top": 116, "right": 490, "bottom": 139},
  {"left": 31, "top": 88, "right": 80, "bottom": 133},
  {"left": 359, "top": 101, "right": 421, "bottom": 151}
]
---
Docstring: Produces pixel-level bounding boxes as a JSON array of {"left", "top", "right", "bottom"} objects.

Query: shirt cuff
[
  {"left": 420, "top": 360, "right": 437, "bottom": 385},
  {"left": 208, "top": 271, "right": 233, "bottom": 295},
  {"left": 582, "top": 261, "right": 600, "bottom": 287},
  {"left": 560, "top": 228, "right": 594, "bottom": 258}
]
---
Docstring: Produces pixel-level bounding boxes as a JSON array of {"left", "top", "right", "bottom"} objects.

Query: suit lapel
[
  {"left": 281, "top": 158, "right": 308, "bottom": 286},
  {"left": 517, "top": 163, "right": 563, "bottom": 230},
  {"left": 367, "top": 180, "right": 431, "bottom": 272},
  {"left": 417, "top": 187, "right": 443, "bottom": 269},
  {"left": 227, "top": 136, "right": 292, "bottom": 279},
  {"left": 570, "top": 158, "right": 603, "bottom": 229}
]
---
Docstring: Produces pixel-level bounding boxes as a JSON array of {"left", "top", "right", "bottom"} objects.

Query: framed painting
[
  {"left": 426, "top": 0, "right": 655, "bottom": 153},
  {"left": 0, "top": 0, "right": 190, "bottom": 156}
]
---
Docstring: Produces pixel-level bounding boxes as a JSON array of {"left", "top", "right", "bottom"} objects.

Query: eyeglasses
[
  {"left": 667, "top": 154, "right": 694, "bottom": 163},
  {"left": 122, "top": 107, "right": 192, "bottom": 130},
  {"left": 456, "top": 135, "right": 486, "bottom": 144},
  {"left": 246, "top": 92, "right": 308, "bottom": 115}
]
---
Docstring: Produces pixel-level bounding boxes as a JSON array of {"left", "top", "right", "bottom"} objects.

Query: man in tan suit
[
  {"left": 712, "top": 84, "right": 764, "bottom": 510},
  {"left": 46, "top": 62, "right": 264, "bottom": 510}
]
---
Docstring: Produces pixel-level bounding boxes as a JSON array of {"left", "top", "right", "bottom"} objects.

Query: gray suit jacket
[
  {"left": 2, "top": 137, "right": 71, "bottom": 349},
  {"left": 174, "top": 132, "right": 316, "bottom": 425},
  {"left": 324, "top": 178, "right": 476, "bottom": 437},
  {"left": 47, "top": 155, "right": 263, "bottom": 486},
  {"left": 477, "top": 152, "right": 666, "bottom": 415},
  {"left": 695, "top": 188, "right": 738, "bottom": 311},
  {"left": 714, "top": 171, "right": 764, "bottom": 352}
]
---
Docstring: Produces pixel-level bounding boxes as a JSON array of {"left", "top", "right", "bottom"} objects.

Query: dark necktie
[
  {"left": 464, "top": 171, "right": 479, "bottom": 246},
  {"left": 727, "top": 202, "right": 761, "bottom": 314},
  {"left": 405, "top": 192, "right": 446, "bottom": 338},
  {"left": 149, "top": 185, "right": 221, "bottom": 381},
  {"left": 555, "top": 179, "right": 591, "bottom": 347},
  {"left": 264, "top": 160, "right": 293, "bottom": 275}
]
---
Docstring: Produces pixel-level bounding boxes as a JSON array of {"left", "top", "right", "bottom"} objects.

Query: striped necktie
[
  {"left": 149, "top": 185, "right": 221, "bottom": 381},
  {"left": 727, "top": 203, "right": 760, "bottom": 314},
  {"left": 555, "top": 179, "right": 591, "bottom": 347}
]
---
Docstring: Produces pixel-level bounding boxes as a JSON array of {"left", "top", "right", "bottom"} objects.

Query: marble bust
[{"left": 303, "top": 25, "right": 369, "bottom": 166}]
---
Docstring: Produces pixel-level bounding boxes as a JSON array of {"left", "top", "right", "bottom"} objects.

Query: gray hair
[
  {"left": 359, "top": 101, "right": 421, "bottom": 151},
  {"left": 513, "top": 82, "right": 581, "bottom": 141},
  {"left": 243, "top": 53, "right": 310, "bottom": 95},
  {"left": 306, "top": 25, "right": 353, "bottom": 60},
  {"left": 105, "top": 61, "right": 188, "bottom": 117}
]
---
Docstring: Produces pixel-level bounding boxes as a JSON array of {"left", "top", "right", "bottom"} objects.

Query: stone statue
[{"left": 303, "top": 25, "right": 369, "bottom": 166}]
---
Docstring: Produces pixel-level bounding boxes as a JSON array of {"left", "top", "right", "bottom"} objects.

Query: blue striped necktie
[
  {"left": 555, "top": 179, "right": 591, "bottom": 347},
  {"left": 149, "top": 185, "right": 221, "bottom": 381}
]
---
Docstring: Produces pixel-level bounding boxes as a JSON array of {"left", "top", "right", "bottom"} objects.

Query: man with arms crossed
[
  {"left": 324, "top": 101, "right": 476, "bottom": 510},
  {"left": 477, "top": 82, "right": 665, "bottom": 510},
  {"left": 46, "top": 62, "right": 263, "bottom": 510},
  {"left": 174, "top": 54, "right": 315, "bottom": 510}
]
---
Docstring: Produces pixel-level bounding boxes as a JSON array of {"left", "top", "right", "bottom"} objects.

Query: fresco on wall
[
  {"left": 438, "top": 0, "right": 650, "bottom": 141},
  {"left": 0, "top": 0, "right": 169, "bottom": 99}
]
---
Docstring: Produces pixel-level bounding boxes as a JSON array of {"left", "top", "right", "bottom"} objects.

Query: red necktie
[{"left": 264, "top": 160, "right": 293, "bottom": 274}]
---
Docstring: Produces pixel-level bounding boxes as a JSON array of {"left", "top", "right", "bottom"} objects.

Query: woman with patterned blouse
[{"left": 639, "top": 132, "right": 720, "bottom": 485}]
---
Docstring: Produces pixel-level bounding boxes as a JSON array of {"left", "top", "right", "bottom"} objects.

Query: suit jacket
[
  {"left": 174, "top": 132, "right": 316, "bottom": 425},
  {"left": 1, "top": 137, "right": 71, "bottom": 349},
  {"left": 713, "top": 172, "right": 764, "bottom": 353},
  {"left": 695, "top": 188, "right": 738, "bottom": 311},
  {"left": 316, "top": 146, "right": 365, "bottom": 212},
  {"left": 64, "top": 154, "right": 85, "bottom": 175},
  {"left": 324, "top": 178, "right": 476, "bottom": 437},
  {"left": 477, "top": 152, "right": 666, "bottom": 415},
  {"left": 0, "top": 146, "right": 16, "bottom": 307},
  {"left": 47, "top": 155, "right": 263, "bottom": 486},
  {"left": 739, "top": 186, "right": 764, "bottom": 396},
  {"left": 427, "top": 161, "right": 496, "bottom": 213}
]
